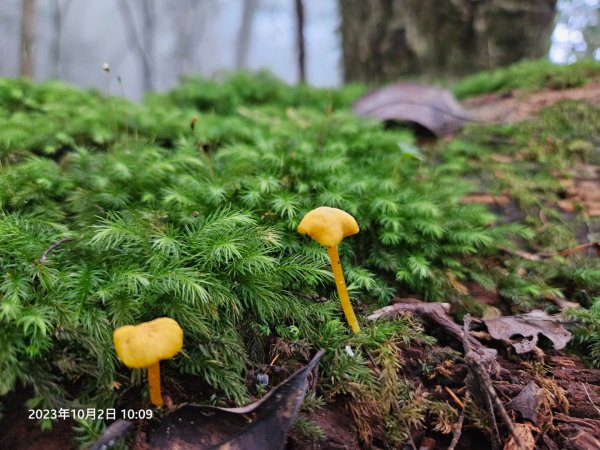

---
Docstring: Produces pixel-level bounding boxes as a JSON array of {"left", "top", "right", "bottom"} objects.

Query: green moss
[
  {"left": 1, "top": 64, "right": 600, "bottom": 443},
  {"left": 453, "top": 59, "right": 600, "bottom": 99}
]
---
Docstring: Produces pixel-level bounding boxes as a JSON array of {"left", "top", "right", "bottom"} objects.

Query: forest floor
[
  {"left": 465, "top": 78, "right": 600, "bottom": 124},
  {"left": 286, "top": 80, "right": 600, "bottom": 450},
  {"left": 1, "top": 75, "right": 600, "bottom": 450}
]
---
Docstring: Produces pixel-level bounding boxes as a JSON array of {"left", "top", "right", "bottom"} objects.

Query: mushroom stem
[
  {"left": 147, "top": 362, "right": 163, "bottom": 407},
  {"left": 327, "top": 246, "right": 360, "bottom": 333}
]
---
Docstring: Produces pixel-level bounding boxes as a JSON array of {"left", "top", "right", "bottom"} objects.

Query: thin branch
[
  {"left": 582, "top": 382, "right": 600, "bottom": 418},
  {"left": 294, "top": 0, "right": 306, "bottom": 83},
  {"left": 39, "top": 238, "right": 73, "bottom": 264},
  {"left": 447, "top": 392, "right": 468, "bottom": 450},
  {"left": 235, "top": 0, "right": 259, "bottom": 69},
  {"left": 117, "top": 1, "right": 153, "bottom": 92},
  {"left": 20, "top": 0, "right": 36, "bottom": 77},
  {"left": 499, "top": 242, "right": 600, "bottom": 261},
  {"left": 463, "top": 315, "right": 525, "bottom": 450}
]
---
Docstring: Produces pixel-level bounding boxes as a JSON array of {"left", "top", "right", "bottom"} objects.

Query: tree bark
[
  {"left": 338, "top": 0, "right": 558, "bottom": 84},
  {"left": 235, "top": 0, "right": 259, "bottom": 69},
  {"left": 294, "top": 0, "right": 306, "bottom": 83},
  {"left": 20, "top": 0, "right": 36, "bottom": 78}
]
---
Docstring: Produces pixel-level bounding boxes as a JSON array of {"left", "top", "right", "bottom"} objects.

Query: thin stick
[
  {"left": 445, "top": 386, "right": 464, "bottom": 409},
  {"left": 39, "top": 237, "right": 73, "bottom": 264},
  {"left": 448, "top": 392, "right": 468, "bottom": 450},
  {"left": 117, "top": 76, "right": 129, "bottom": 147},
  {"left": 463, "top": 316, "right": 525, "bottom": 450},
  {"left": 582, "top": 382, "right": 600, "bottom": 418}
]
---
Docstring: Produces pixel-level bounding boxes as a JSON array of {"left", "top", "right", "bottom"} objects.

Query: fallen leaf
[
  {"left": 352, "top": 84, "right": 472, "bottom": 136},
  {"left": 505, "top": 381, "right": 542, "bottom": 423},
  {"left": 90, "top": 350, "right": 324, "bottom": 450},
  {"left": 490, "top": 154, "right": 514, "bottom": 163},
  {"left": 446, "top": 271, "right": 469, "bottom": 295},
  {"left": 483, "top": 310, "right": 572, "bottom": 354},
  {"left": 145, "top": 349, "right": 324, "bottom": 450}
]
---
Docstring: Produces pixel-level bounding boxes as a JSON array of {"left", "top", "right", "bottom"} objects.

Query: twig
[
  {"left": 89, "top": 419, "right": 132, "bottom": 450},
  {"left": 445, "top": 386, "right": 464, "bottom": 409},
  {"left": 368, "top": 301, "right": 490, "bottom": 353},
  {"left": 406, "top": 430, "right": 418, "bottom": 450},
  {"left": 463, "top": 315, "right": 525, "bottom": 450},
  {"left": 582, "top": 382, "right": 600, "bottom": 418},
  {"left": 448, "top": 392, "right": 468, "bottom": 450},
  {"left": 559, "top": 242, "right": 600, "bottom": 258},
  {"left": 39, "top": 238, "right": 73, "bottom": 264},
  {"left": 499, "top": 242, "right": 600, "bottom": 261}
]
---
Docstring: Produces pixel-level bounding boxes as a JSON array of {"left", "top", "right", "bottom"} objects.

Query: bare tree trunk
[
  {"left": 141, "top": 0, "right": 155, "bottom": 92},
  {"left": 118, "top": 1, "right": 154, "bottom": 92},
  {"left": 339, "top": 0, "right": 558, "bottom": 83},
  {"left": 20, "top": 0, "right": 36, "bottom": 78},
  {"left": 51, "top": 0, "right": 72, "bottom": 79},
  {"left": 294, "top": 0, "right": 306, "bottom": 83},
  {"left": 235, "top": 0, "right": 259, "bottom": 69}
]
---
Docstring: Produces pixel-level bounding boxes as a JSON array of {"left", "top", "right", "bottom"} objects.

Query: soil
[
  {"left": 464, "top": 79, "right": 600, "bottom": 123},
  {"left": 0, "top": 392, "right": 76, "bottom": 450}
]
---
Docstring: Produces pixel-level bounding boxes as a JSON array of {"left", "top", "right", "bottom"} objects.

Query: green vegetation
[
  {"left": 435, "top": 99, "right": 600, "bottom": 311},
  {"left": 453, "top": 58, "right": 600, "bottom": 99},
  {"left": 569, "top": 297, "right": 600, "bottom": 367},
  {"left": 1, "top": 65, "right": 600, "bottom": 447}
]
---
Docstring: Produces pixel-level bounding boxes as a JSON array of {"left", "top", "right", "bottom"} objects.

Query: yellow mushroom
[
  {"left": 298, "top": 206, "right": 360, "bottom": 333},
  {"left": 113, "top": 317, "right": 183, "bottom": 407}
]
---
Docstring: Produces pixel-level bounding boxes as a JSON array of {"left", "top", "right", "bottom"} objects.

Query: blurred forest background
[{"left": 0, "top": 0, "right": 599, "bottom": 100}]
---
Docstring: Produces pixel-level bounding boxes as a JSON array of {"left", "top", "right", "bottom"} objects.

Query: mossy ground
[{"left": 0, "top": 62, "right": 600, "bottom": 449}]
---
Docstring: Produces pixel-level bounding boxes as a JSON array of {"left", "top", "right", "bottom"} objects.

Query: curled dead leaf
[
  {"left": 483, "top": 310, "right": 571, "bottom": 354},
  {"left": 352, "top": 84, "right": 472, "bottom": 136}
]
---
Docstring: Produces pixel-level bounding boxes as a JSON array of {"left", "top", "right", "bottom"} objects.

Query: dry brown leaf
[
  {"left": 352, "top": 84, "right": 471, "bottom": 136},
  {"left": 505, "top": 381, "right": 542, "bottom": 423},
  {"left": 483, "top": 310, "right": 572, "bottom": 354}
]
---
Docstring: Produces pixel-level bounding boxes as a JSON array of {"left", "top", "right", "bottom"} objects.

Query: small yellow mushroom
[
  {"left": 298, "top": 206, "right": 360, "bottom": 333},
  {"left": 113, "top": 317, "right": 183, "bottom": 407}
]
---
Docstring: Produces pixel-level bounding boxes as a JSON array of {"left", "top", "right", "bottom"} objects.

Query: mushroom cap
[
  {"left": 113, "top": 317, "right": 183, "bottom": 369},
  {"left": 297, "top": 206, "right": 359, "bottom": 247}
]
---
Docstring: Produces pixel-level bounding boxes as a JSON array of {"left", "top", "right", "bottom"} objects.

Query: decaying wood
[{"left": 367, "top": 300, "right": 492, "bottom": 354}]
